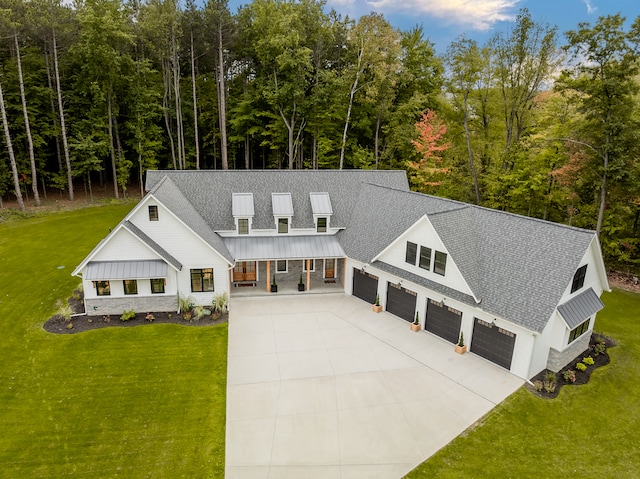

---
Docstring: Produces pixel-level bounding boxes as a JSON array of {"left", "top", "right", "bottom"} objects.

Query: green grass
[
  {"left": 407, "top": 288, "right": 640, "bottom": 478},
  {"left": 0, "top": 204, "right": 227, "bottom": 478}
]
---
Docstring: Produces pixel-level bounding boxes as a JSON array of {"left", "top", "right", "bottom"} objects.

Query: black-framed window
[
  {"left": 190, "top": 268, "right": 214, "bottom": 292},
  {"left": 123, "top": 279, "right": 138, "bottom": 295},
  {"left": 303, "top": 259, "right": 315, "bottom": 272},
  {"left": 150, "top": 278, "right": 165, "bottom": 294},
  {"left": 148, "top": 205, "right": 159, "bottom": 221},
  {"left": 571, "top": 265, "right": 587, "bottom": 293},
  {"left": 276, "top": 260, "right": 287, "bottom": 273},
  {"left": 419, "top": 246, "right": 432, "bottom": 270},
  {"left": 434, "top": 251, "right": 447, "bottom": 276},
  {"left": 568, "top": 318, "right": 590, "bottom": 344},
  {"left": 317, "top": 217, "right": 327, "bottom": 233},
  {"left": 278, "top": 218, "right": 289, "bottom": 234},
  {"left": 238, "top": 218, "right": 249, "bottom": 235},
  {"left": 406, "top": 242, "right": 417, "bottom": 265},
  {"left": 96, "top": 281, "right": 110, "bottom": 296}
]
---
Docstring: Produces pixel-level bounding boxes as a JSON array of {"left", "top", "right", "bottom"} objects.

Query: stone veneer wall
[
  {"left": 85, "top": 295, "right": 178, "bottom": 316},
  {"left": 546, "top": 332, "right": 591, "bottom": 372},
  {"left": 254, "top": 259, "right": 342, "bottom": 290}
]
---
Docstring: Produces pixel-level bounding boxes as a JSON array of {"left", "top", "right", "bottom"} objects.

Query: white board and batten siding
[{"left": 375, "top": 216, "right": 476, "bottom": 299}]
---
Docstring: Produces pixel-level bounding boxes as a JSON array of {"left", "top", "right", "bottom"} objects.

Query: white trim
[
  {"left": 276, "top": 259, "right": 288, "bottom": 273},
  {"left": 302, "top": 259, "right": 316, "bottom": 272}
]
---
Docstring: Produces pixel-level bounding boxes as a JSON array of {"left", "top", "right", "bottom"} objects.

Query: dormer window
[
  {"left": 310, "top": 192, "right": 332, "bottom": 233},
  {"left": 272, "top": 193, "right": 293, "bottom": 234},
  {"left": 232, "top": 193, "right": 254, "bottom": 235},
  {"left": 278, "top": 218, "right": 289, "bottom": 234}
]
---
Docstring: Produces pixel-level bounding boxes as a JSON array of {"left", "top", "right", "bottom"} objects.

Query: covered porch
[{"left": 224, "top": 235, "right": 347, "bottom": 296}]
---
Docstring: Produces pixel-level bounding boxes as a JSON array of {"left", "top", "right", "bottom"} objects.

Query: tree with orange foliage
[{"left": 407, "top": 109, "right": 451, "bottom": 192}]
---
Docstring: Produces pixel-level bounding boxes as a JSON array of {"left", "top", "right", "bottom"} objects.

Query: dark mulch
[
  {"left": 526, "top": 333, "right": 615, "bottom": 399},
  {"left": 43, "top": 290, "right": 228, "bottom": 335}
]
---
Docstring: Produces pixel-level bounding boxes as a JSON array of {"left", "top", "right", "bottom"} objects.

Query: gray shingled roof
[
  {"left": 123, "top": 221, "right": 182, "bottom": 271},
  {"left": 146, "top": 170, "right": 409, "bottom": 231},
  {"left": 557, "top": 288, "right": 604, "bottom": 329}
]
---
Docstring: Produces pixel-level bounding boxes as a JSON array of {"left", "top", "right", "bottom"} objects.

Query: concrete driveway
[{"left": 225, "top": 293, "right": 523, "bottom": 479}]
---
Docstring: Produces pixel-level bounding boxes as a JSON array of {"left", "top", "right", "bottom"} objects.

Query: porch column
[
  {"left": 266, "top": 260, "right": 271, "bottom": 292},
  {"left": 306, "top": 259, "right": 311, "bottom": 291},
  {"left": 342, "top": 257, "right": 347, "bottom": 288}
]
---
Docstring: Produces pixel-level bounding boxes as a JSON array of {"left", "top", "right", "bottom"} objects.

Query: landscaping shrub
[
  {"left": 594, "top": 341, "right": 606, "bottom": 356},
  {"left": 562, "top": 370, "right": 577, "bottom": 383},
  {"left": 212, "top": 292, "right": 229, "bottom": 313},
  {"left": 583, "top": 356, "right": 595, "bottom": 366},
  {"left": 57, "top": 300, "right": 73, "bottom": 321},
  {"left": 120, "top": 310, "right": 136, "bottom": 321},
  {"left": 576, "top": 362, "right": 587, "bottom": 371},
  {"left": 178, "top": 295, "right": 194, "bottom": 313}
]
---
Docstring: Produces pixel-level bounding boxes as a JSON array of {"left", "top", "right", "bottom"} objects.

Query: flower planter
[
  {"left": 271, "top": 285, "right": 278, "bottom": 293},
  {"left": 454, "top": 344, "right": 467, "bottom": 354},
  {"left": 410, "top": 322, "right": 421, "bottom": 332},
  {"left": 298, "top": 284, "right": 305, "bottom": 292},
  {"left": 372, "top": 304, "right": 383, "bottom": 313}
]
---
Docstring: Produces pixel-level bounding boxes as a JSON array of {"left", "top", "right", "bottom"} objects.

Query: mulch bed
[
  {"left": 526, "top": 333, "right": 615, "bottom": 399},
  {"left": 43, "top": 290, "right": 228, "bottom": 335}
]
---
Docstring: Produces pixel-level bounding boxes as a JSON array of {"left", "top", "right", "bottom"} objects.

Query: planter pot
[
  {"left": 410, "top": 322, "right": 421, "bottom": 332},
  {"left": 298, "top": 284, "right": 305, "bottom": 292},
  {"left": 372, "top": 304, "right": 383, "bottom": 313},
  {"left": 454, "top": 344, "right": 467, "bottom": 355},
  {"left": 271, "top": 285, "right": 278, "bottom": 293}
]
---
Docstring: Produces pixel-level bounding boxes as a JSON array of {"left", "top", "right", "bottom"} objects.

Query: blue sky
[{"left": 227, "top": 0, "right": 640, "bottom": 55}]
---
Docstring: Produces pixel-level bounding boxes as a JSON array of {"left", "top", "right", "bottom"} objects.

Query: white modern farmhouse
[{"left": 73, "top": 170, "right": 609, "bottom": 380}]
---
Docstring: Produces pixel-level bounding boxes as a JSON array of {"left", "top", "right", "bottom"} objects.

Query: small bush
[
  {"left": 145, "top": 313, "right": 155, "bottom": 322},
  {"left": 193, "top": 306, "right": 205, "bottom": 321},
  {"left": 544, "top": 371, "right": 557, "bottom": 383},
  {"left": 543, "top": 380, "right": 556, "bottom": 393},
  {"left": 57, "top": 301, "right": 73, "bottom": 321},
  {"left": 120, "top": 310, "right": 136, "bottom": 321},
  {"left": 183, "top": 312, "right": 192, "bottom": 321},
  {"left": 576, "top": 362, "right": 587, "bottom": 371},
  {"left": 178, "top": 295, "right": 195, "bottom": 313},
  {"left": 212, "top": 292, "right": 229, "bottom": 313},
  {"left": 103, "top": 315, "right": 111, "bottom": 323},
  {"left": 533, "top": 380, "right": 543, "bottom": 391},
  {"left": 594, "top": 342, "right": 606, "bottom": 356},
  {"left": 66, "top": 322, "right": 73, "bottom": 329},
  {"left": 562, "top": 370, "right": 576, "bottom": 383},
  {"left": 583, "top": 356, "right": 595, "bottom": 366},
  {"left": 72, "top": 291, "right": 82, "bottom": 301}
]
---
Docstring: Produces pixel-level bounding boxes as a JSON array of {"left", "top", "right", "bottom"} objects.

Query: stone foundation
[
  {"left": 546, "top": 333, "right": 591, "bottom": 372},
  {"left": 85, "top": 295, "right": 178, "bottom": 316}
]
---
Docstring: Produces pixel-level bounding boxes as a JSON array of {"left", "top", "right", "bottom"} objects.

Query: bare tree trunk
[
  {"left": 14, "top": 33, "right": 40, "bottom": 206},
  {"left": 312, "top": 132, "right": 317, "bottom": 169},
  {"left": 52, "top": 31, "right": 73, "bottom": 201},
  {"left": 107, "top": 88, "right": 119, "bottom": 198},
  {"left": 463, "top": 93, "right": 480, "bottom": 204},
  {"left": 596, "top": 131, "right": 609, "bottom": 237},
  {"left": 374, "top": 113, "right": 380, "bottom": 169},
  {"left": 217, "top": 21, "right": 228, "bottom": 170},
  {"left": 162, "top": 58, "right": 177, "bottom": 170},
  {"left": 244, "top": 134, "right": 250, "bottom": 169},
  {"left": 44, "top": 50, "right": 62, "bottom": 172},
  {"left": 190, "top": 29, "right": 200, "bottom": 170},
  {"left": 339, "top": 46, "right": 364, "bottom": 170},
  {"left": 114, "top": 115, "right": 126, "bottom": 197},
  {"left": 171, "top": 28, "right": 185, "bottom": 169},
  {"left": 0, "top": 81, "right": 25, "bottom": 211}
]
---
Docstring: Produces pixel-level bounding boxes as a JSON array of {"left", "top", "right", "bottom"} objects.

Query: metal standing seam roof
[
  {"left": 272, "top": 193, "right": 294, "bottom": 216},
  {"left": 223, "top": 235, "right": 345, "bottom": 261},
  {"left": 232, "top": 193, "right": 255, "bottom": 216},
  {"left": 310, "top": 192, "right": 333, "bottom": 215},
  {"left": 557, "top": 288, "right": 605, "bottom": 329},
  {"left": 85, "top": 260, "right": 168, "bottom": 280}
]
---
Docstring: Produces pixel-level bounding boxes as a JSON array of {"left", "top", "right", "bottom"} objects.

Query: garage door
[
  {"left": 352, "top": 268, "right": 378, "bottom": 304},
  {"left": 470, "top": 318, "right": 516, "bottom": 370},
  {"left": 425, "top": 299, "right": 462, "bottom": 344},
  {"left": 386, "top": 282, "right": 417, "bottom": 322}
]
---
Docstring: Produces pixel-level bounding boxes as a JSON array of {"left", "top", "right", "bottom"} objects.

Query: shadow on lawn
[{"left": 43, "top": 290, "right": 228, "bottom": 334}]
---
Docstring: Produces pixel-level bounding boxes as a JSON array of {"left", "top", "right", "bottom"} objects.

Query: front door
[
  {"left": 325, "top": 259, "right": 335, "bottom": 279},
  {"left": 233, "top": 261, "right": 257, "bottom": 282}
]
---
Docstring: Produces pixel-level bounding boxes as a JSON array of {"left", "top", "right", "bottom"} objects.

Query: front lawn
[
  {"left": 0, "top": 203, "right": 227, "bottom": 478},
  {"left": 407, "top": 288, "right": 640, "bottom": 478}
]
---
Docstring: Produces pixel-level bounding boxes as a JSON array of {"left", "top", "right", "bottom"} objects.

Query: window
[
  {"left": 238, "top": 218, "right": 249, "bottom": 235},
  {"left": 568, "top": 318, "right": 590, "bottom": 344},
  {"left": 123, "top": 280, "right": 138, "bottom": 295},
  {"left": 276, "top": 260, "right": 287, "bottom": 273},
  {"left": 150, "top": 278, "right": 165, "bottom": 294},
  {"left": 434, "top": 251, "right": 447, "bottom": 276},
  {"left": 419, "top": 246, "right": 431, "bottom": 270},
  {"left": 571, "top": 265, "right": 587, "bottom": 293},
  {"left": 96, "top": 281, "right": 110, "bottom": 296},
  {"left": 278, "top": 218, "right": 289, "bottom": 234},
  {"left": 191, "top": 268, "right": 214, "bottom": 292},
  {"left": 317, "top": 217, "right": 327, "bottom": 233},
  {"left": 405, "top": 242, "right": 417, "bottom": 265},
  {"left": 303, "top": 259, "right": 315, "bottom": 272},
  {"left": 148, "top": 205, "right": 158, "bottom": 221}
]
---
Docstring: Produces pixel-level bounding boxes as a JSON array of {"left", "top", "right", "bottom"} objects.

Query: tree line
[{"left": 1, "top": 1, "right": 639, "bottom": 269}]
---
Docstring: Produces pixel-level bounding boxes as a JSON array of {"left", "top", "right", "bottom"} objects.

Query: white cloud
[
  {"left": 582, "top": 0, "right": 597, "bottom": 14},
  {"left": 363, "top": 0, "right": 520, "bottom": 31}
]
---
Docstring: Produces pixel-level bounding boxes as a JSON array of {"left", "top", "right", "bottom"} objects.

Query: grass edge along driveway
[
  {"left": 406, "top": 288, "right": 640, "bottom": 478},
  {"left": 0, "top": 203, "right": 227, "bottom": 478}
]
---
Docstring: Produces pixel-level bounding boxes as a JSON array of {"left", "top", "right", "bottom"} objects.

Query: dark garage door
[
  {"left": 470, "top": 318, "right": 516, "bottom": 370},
  {"left": 386, "top": 282, "right": 417, "bottom": 322},
  {"left": 352, "top": 268, "right": 378, "bottom": 304},
  {"left": 425, "top": 299, "right": 462, "bottom": 344}
]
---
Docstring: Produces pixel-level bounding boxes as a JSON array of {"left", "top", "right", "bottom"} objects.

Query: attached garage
[
  {"left": 386, "top": 282, "right": 417, "bottom": 322},
  {"left": 470, "top": 318, "right": 516, "bottom": 370},
  {"left": 425, "top": 299, "right": 462, "bottom": 344},
  {"left": 352, "top": 268, "right": 378, "bottom": 304}
]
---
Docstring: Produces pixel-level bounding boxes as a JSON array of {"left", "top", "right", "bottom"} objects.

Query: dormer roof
[
  {"left": 232, "top": 193, "right": 254, "bottom": 217},
  {"left": 272, "top": 193, "right": 294, "bottom": 216},
  {"left": 310, "top": 192, "right": 333, "bottom": 216}
]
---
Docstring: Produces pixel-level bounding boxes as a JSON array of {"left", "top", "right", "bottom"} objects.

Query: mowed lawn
[
  {"left": 0, "top": 203, "right": 227, "bottom": 478},
  {"left": 407, "top": 288, "right": 640, "bottom": 478}
]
